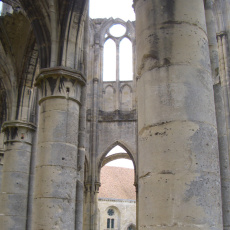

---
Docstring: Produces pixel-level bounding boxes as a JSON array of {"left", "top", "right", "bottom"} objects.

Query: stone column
[
  {"left": 206, "top": 1, "right": 230, "bottom": 229},
  {"left": 0, "top": 121, "right": 35, "bottom": 230},
  {"left": 0, "top": 149, "right": 4, "bottom": 190},
  {"left": 76, "top": 85, "right": 87, "bottom": 230},
  {"left": 32, "top": 67, "right": 86, "bottom": 230},
  {"left": 216, "top": 31, "right": 230, "bottom": 230},
  {"left": 134, "top": 0, "right": 223, "bottom": 229}
]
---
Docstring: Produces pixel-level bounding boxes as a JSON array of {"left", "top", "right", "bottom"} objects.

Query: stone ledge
[{"left": 87, "top": 109, "right": 137, "bottom": 122}]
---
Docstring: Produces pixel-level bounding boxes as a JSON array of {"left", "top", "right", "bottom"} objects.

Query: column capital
[
  {"left": 93, "top": 78, "right": 99, "bottom": 83},
  {"left": 1, "top": 121, "right": 36, "bottom": 145},
  {"left": 2, "top": 120, "right": 36, "bottom": 132},
  {"left": 36, "top": 66, "right": 86, "bottom": 86},
  {"left": 216, "top": 31, "right": 228, "bottom": 40},
  {"left": 35, "top": 67, "right": 86, "bottom": 105},
  {"left": 0, "top": 150, "right": 4, "bottom": 165},
  {"left": 95, "top": 182, "right": 101, "bottom": 193}
]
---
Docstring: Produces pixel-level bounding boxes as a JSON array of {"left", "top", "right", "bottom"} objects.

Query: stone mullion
[
  {"left": 135, "top": 0, "right": 222, "bottom": 229},
  {"left": 0, "top": 121, "right": 35, "bottom": 230},
  {"left": 116, "top": 42, "right": 120, "bottom": 110},
  {"left": 32, "top": 67, "right": 85, "bottom": 230}
]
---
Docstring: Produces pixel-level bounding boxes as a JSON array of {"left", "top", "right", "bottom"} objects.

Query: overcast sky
[
  {"left": 106, "top": 146, "right": 134, "bottom": 169},
  {"left": 89, "top": 0, "right": 135, "bottom": 21}
]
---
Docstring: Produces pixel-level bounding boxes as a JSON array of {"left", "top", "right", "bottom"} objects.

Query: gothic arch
[
  {"left": 120, "top": 84, "right": 133, "bottom": 93},
  {"left": 100, "top": 18, "right": 128, "bottom": 45},
  {"left": 120, "top": 84, "right": 133, "bottom": 110},
  {"left": 103, "top": 85, "right": 116, "bottom": 111},
  {"left": 104, "top": 84, "right": 116, "bottom": 93},
  {"left": 97, "top": 140, "right": 137, "bottom": 182},
  {"left": 101, "top": 153, "right": 131, "bottom": 167}
]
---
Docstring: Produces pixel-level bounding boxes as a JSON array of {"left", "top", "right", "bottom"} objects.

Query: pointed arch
[
  {"left": 97, "top": 140, "right": 137, "bottom": 178},
  {"left": 120, "top": 84, "right": 133, "bottom": 111},
  {"left": 103, "top": 85, "right": 116, "bottom": 111}
]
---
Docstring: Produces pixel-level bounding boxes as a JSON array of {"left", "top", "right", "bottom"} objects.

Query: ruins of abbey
[{"left": 0, "top": 0, "right": 230, "bottom": 229}]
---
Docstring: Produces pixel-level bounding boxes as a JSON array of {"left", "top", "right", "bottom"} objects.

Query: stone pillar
[
  {"left": 83, "top": 183, "right": 92, "bottom": 230},
  {"left": 0, "top": 150, "right": 4, "bottom": 190},
  {"left": 76, "top": 85, "right": 87, "bottom": 230},
  {"left": 0, "top": 121, "right": 35, "bottom": 229},
  {"left": 216, "top": 31, "right": 230, "bottom": 230},
  {"left": 32, "top": 67, "right": 86, "bottom": 230},
  {"left": 205, "top": 0, "right": 219, "bottom": 81},
  {"left": 206, "top": 1, "right": 230, "bottom": 229},
  {"left": 134, "top": 0, "right": 223, "bottom": 229},
  {"left": 214, "top": 83, "right": 230, "bottom": 230}
]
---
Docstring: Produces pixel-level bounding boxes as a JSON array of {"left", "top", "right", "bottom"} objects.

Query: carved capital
[
  {"left": 0, "top": 150, "right": 4, "bottom": 165},
  {"left": 36, "top": 67, "right": 86, "bottom": 105},
  {"left": 93, "top": 78, "right": 99, "bottom": 83},
  {"left": 85, "top": 182, "right": 92, "bottom": 193},
  {"left": 216, "top": 31, "right": 228, "bottom": 40},
  {"left": 95, "top": 182, "right": 101, "bottom": 193},
  {"left": 2, "top": 121, "right": 36, "bottom": 145}
]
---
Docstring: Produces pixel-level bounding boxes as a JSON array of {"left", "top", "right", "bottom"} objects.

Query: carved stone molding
[
  {"left": 36, "top": 67, "right": 86, "bottom": 105},
  {"left": 1, "top": 120, "right": 36, "bottom": 145}
]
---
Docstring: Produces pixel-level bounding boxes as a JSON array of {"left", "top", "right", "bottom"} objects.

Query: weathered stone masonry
[{"left": 0, "top": 0, "right": 230, "bottom": 230}]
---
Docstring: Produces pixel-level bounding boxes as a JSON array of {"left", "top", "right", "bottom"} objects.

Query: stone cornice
[
  {"left": 98, "top": 197, "right": 136, "bottom": 203},
  {"left": 36, "top": 66, "right": 86, "bottom": 86},
  {"left": 1, "top": 120, "right": 36, "bottom": 132}
]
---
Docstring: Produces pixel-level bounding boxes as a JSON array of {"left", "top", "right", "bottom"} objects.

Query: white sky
[
  {"left": 89, "top": 0, "right": 135, "bottom": 21},
  {"left": 105, "top": 146, "right": 134, "bottom": 169}
]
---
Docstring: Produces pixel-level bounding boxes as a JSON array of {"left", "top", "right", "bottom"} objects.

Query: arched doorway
[{"left": 98, "top": 145, "right": 136, "bottom": 230}]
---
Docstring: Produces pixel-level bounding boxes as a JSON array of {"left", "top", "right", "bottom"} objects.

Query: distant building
[{"left": 98, "top": 166, "right": 136, "bottom": 230}]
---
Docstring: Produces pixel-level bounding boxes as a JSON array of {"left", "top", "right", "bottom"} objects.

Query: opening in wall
[
  {"left": 103, "top": 39, "right": 116, "bottom": 81},
  {"left": 98, "top": 144, "right": 136, "bottom": 229},
  {"left": 119, "top": 38, "right": 133, "bottom": 81}
]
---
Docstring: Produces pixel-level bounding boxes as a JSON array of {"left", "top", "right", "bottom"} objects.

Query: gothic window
[
  {"left": 108, "top": 208, "right": 115, "bottom": 216},
  {"left": 107, "top": 218, "right": 114, "bottom": 229},
  {"left": 103, "top": 25, "right": 133, "bottom": 82},
  {"left": 103, "top": 39, "right": 116, "bottom": 81},
  {"left": 119, "top": 38, "right": 133, "bottom": 81}
]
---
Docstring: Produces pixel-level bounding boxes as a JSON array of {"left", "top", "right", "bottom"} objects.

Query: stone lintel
[{"left": 36, "top": 66, "right": 86, "bottom": 86}]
